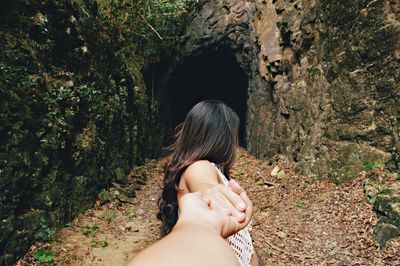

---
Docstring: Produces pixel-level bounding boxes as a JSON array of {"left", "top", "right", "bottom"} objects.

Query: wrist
[{"left": 174, "top": 216, "right": 221, "bottom": 236}]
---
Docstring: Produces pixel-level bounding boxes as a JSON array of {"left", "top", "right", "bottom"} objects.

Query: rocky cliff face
[
  {"left": 0, "top": 1, "right": 160, "bottom": 264},
  {"left": 157, "top": 0, "right": 399, "bottom": 182},
  {"left": 2, "top": 0, "right": 399, "bottom": 263},
  {"left": 151, "top": 0, "right": 399, "bottom": 246}
]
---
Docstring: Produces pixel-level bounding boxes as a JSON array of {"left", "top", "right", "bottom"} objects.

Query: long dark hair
[{"left": 157, "top": 100, "right": 240, "bottom": 237}]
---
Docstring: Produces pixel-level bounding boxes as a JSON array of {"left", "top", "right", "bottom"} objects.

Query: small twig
[
  {"left": 264, "top": 181, "right": 277, "bottom": 186},
  {"left": 257, "top": 172, "right": 277, "bottom": 186},
  {"left": 366, "top": 0, "right": 378, "bottom": 8},
  {"left": 293, "top": 238, "right": 304, "bottom": 243},
  {"left": 139, "top": 13, "right": 163, "bottom": 40},
  {"left": 264, "top": 239, "right": 314, "bottom": 259},
  {"left": 132, "top": 31, "right": 147, "bottom": 38},
  {"left": 88, "top": 248, "right": 94, "bottom": 261},
  {"left": 336, "top": 251, "right": 355, "bottom": 257}
]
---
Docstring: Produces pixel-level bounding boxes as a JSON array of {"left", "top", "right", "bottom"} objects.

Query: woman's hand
[
  {"left": 228, "top": 179, "right": 253, "bottom": 231},
  {"left": 201, "top": 179, "right": 253, "bottom": 232},
  {"left": 178, "top": 187, "right": 252, "bottom": 238}
]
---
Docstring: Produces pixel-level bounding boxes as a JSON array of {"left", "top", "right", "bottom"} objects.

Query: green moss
[
  {"left": 0, "top": 0, "right": 185, "bottom": 263},
  {"left": 374, "top": 195, "right": 400, "bottom": 227},
  {"left": 326, "top": 143, "right": 391, "bottom": 183},
  {"left": 373, "top": 223, "right": 400, "bottom": 247}
]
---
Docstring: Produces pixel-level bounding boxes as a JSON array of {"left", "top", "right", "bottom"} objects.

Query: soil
[{"left": 18, "top": 149, "right": 399, "bottom": 265}]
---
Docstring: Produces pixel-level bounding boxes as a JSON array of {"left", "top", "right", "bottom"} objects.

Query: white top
[{"left": 212, "top": 163, "right": 254, "bottom": 266}]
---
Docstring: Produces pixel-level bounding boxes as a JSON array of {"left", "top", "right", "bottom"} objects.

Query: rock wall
[
  {"left": 0, "top": 1, "right": 160, "bottom": 264},
  {"left": 272, "top": 0, "right": 400, "bottom": 182},
  {"left": 2, "top": 0, "right": 399, "bottom": 263},
  {"left": 162, "top": 0, "right": 399, "bottom": 182}
]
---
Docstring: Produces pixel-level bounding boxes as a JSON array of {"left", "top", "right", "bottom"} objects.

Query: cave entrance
[{"left": 164, "top": 51, "right": 249, "bottom": 146}]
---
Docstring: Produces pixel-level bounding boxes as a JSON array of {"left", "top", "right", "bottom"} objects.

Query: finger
[
  {"left": 238, "top": 191, "right": 253, "bottom": 230},
  {"left": 215, "top": 191, "right": 246, "bottom": 222},
  {"left": 208, "top": 194, "right": 231, "bottom": 216},
  {"left": 202, "top": 196, "right": 211, "bottom": 206},
  {"left": 209, "top": 185, "right": 246, "bottom": 221},
  {"left": 219, "top": 185, "right": 246, "bottom": 212},
  {"left": 220, "top": 215, "right": 240, "bottom": 238},
  {"left": 228, "top": 179, "right": 245, "bottom": 195}
]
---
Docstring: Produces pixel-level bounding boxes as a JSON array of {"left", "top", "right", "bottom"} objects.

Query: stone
[
  {"left": 373, "top": 182, "right": 400, "bottom": 227},
  {"left": 271, "top": 166, "right": 280, "bottom": 177},
  {"left": 363, "top": 178, "right": 380, "bottom": 204},
  {"left": 375, "top": 198, "right": 400, "bottom": 228},
  {"left": 115, "top": 167, "right": 129, "bottom": 185},
  {"left": 373, "top": 223, "right": 400, "bottom": 247},
  {"left": 115, "top": 193, "right": 135, "bottom": 205},
  {"left": 277, "top": 231, "right": 287, "bottom": 238},
  {"left": 125, "top": 222, "right": 135, "bottom": 231},
  {"left": 277, "top": 170, "right": 286, "bottom": 180},
  {"left": 98, "top": 191, "right": 113, "bottom": 205}
]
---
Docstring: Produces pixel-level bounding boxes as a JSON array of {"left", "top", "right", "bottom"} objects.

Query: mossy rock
[
  {"left": 115, "top": 167, "right": 129, "bottom": 185},
  {"left": 98, "top": 190, "right": 113, "bottom": 205},
  {"left": 327, "top": 143, "right": 391, "bottom": 183},
  {"left": 2, "top": 228, "right": 42, "bottom": 264},
  {"left": 20, "top": 210, "right": 48, "bottom": 231},
  {"left": 373, "top": 223, "right": 400, "bottom": 247},
  {"left": 374, "top": 187, "right": 400, "bottom": 227}
]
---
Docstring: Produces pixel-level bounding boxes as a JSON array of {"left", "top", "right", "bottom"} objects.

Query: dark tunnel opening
[{"left": 147, "top": 51, "right": 249, "bottom": 148}]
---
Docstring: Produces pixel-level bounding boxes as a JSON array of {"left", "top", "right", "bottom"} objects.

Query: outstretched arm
[{"left": 128, "top": 182, "right": 252, "bottom": 266}]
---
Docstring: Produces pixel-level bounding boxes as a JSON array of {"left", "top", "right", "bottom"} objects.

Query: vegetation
[
  {"left": 34, "top": 219, "right": 56, "bottom": 242},
  {"left": 82, "top": 223, "right": 99, "bottom": 238},
  {"left": 104, "top": 210, "right": 117, "bottom": 223},
  {"left": 363, "top": 161, "right": 380, "bottom": 171},
  {"left": 32, "top": 249, "right": 56, "bottom": 266},
  {"left": 95, "top": 0, "right": 195, "bottom": 64},
  {"left": 81, "top": 223, "right": 108, "bottom": 249},
  {"left": 1, "top": 0, "right": 195, "bottom": 264}
]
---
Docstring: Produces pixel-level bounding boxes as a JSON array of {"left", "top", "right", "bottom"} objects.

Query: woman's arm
[
  {"left": 180, "top": 160, "right": 247, "bottom": 222},
  {"left": 180, "top": 160, "right": 221, "bottom": 192}
]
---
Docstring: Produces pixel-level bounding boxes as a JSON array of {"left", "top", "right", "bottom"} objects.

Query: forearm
[{"left": 128, "top": 219, "right": 239, "bottom": 266}]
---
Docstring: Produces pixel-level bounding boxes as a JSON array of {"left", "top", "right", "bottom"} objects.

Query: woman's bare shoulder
[{"left": 181, "top": 160, "right": 220, "bottom": 192}]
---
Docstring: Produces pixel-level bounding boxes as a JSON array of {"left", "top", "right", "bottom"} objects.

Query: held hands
[
  {"left": 130, "top": 183, "right": 249, "bottom": 266},
  {"left": 178, "top": 180, "right": 253, "bottom": 238}
]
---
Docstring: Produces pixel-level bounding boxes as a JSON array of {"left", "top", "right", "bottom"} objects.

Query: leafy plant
[
  {"left": 90, "top": 239, "right": 108, "bottom": 248},
  {"left": 104, "top": 211, "right": 117, "bottom": 223},
  {"left": 126, "top": 210, "right": 135, "bottom": 218},
  {"left": 363, "top": 161, "right": 379, "bottom": 171},
  {"left": 295, "top": 200, "right": 305, "bottom": 208},
  {"left": 100, "top": 240, "right": 108, "bottom": 247},
  {"left": 32, "top": 248, "right": 54, "bottom": 266},
  {"left": 90, "top": 239, "right": 98, "bottom": 248},
  {"left": 34, "top": 219, "right": 56, "bottom": 242},
  {"left": 82, "top": 223, "right": 99, "bottom": 238}
]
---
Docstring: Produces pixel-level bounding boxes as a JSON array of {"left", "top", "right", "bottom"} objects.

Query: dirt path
[{"left": 20, "top": 150, "right": 399, "bottom": 265}]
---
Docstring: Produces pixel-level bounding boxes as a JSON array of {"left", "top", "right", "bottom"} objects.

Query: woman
[{"left": 157, "top": 100, "right": 260, "bottom": 266}]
